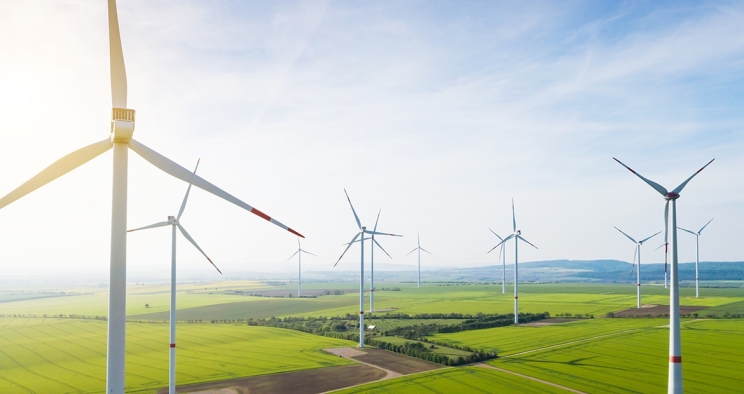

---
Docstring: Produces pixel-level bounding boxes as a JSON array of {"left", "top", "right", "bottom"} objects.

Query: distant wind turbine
[
  {"left": 344, "top": 210, "right": 393, "bottom": 312},
  {"left": 614, "top": 157, "right": 714, "bottom": 394},
  {"left": 613, "top": 227, "right": 660, "bottom": 308},
  {"left": 678, "top": 218, "right": 713, "bottom": 298},
  {"left": 335, "top": 190, "right": 401, "bottom": 347},
  {"left": 128, "top": 160, "right": 219, "bottom": 394},
  {"left": 405, "top": 233, "right": 432, "bottom": 288},
  {"left": 286, "top": 238, "right": 316, "bottom": 297},
  {"left": 0, "top": 1, "right": 303, "bottom": 391},
  {"left": 487, "top": 228, "right": 507, "bottom": 294},
  {"left": 488, "top": 199, "right": 538, "bottom": 324}
]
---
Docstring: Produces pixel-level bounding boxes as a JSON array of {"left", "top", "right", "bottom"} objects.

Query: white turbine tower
[
  {"left": 487, "top": 228, "right": 507, "bottom": 294},
  {"left": 405, "top": 233, "right": 432, "bottom": 288},
  {"left": 613, "top": 227, "right": 660, "bottom": 308},
  {"left": 286, "top": 238, "right": 316, "bottom": 297},
  {"left": 335, "top": 190, "right": 401, "bottom": 347},
  {"left": 487, "top": 199, "right": 537, "bottom": 324},
  {"left": 127, "top": 160, "right": 219, "bottom": 394},
  {"left": 614, "top": 157, "right": 714, "bottom": 394},
  {"left": 344, "top": 210, "right": 393, "bottom": 312},
  {"left": 0, "top": 2, "right": 303, "bottom": 392},
  {"left": 678, "top": 218, "right": 713, "bottom": 298}
]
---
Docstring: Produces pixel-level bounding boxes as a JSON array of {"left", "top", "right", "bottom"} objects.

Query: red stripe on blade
[
  {"left": 670, "top": 356, "right": 681, "bottom": 363},
  {"left": 288, "top": 228, "right": 305, "bottom": 238},
  {"left": 251, "top": 208, "right": 271, "bottom": 221}
]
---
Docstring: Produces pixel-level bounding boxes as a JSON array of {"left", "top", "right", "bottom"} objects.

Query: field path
[
  {"left": 324, "top": 348, "right": 402, "bottom": 380},
  {"left": 474, "top": 363, "right": 586, "bottom": 394},
  {"left": 501, "top": 328, "right": 645, "bottom": 358}
]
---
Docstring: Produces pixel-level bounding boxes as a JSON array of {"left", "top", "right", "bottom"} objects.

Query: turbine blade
[
  {"left": 0, "top": 139, "right": 112, "bottom": 210},
  {"left": 677, "top": 227, "right": 697, "bottom": 236},
  {"left": 127, "top": 221, "right": 170, "bottom": 232},
  {"left": 639, "top": 231, "right": 661, "bottom": 244},
  {"left": 365, "top": 230, "right": 402, "bottom": 237},
  {"left": 512, "top": 199, "right": 517, "bottom": 233},
  {"left": 405, "top": 247, "right": 418, "bottom": 257},
  {"left": 335, "top": 232, "right": 360, "bottom": 266},
  {"left": 343, "top": 189, "right": 362, "bottom": 230},
  {"left": 300, "top": 249, "right": 317, "bottom": 257},
  {"left": 108, "top": 0, "right": 127, "bottom": 108},
  {"left": 499, "top": 243, "right": 504, "bottom": 261},
  {"left": 129, "top": 139, "right": 303, "bottom": 237},
  {"left": 487, "top": 234, "right": 514, "bottom": 254},
  {"left": 177, "top": 159, "right": 200, "bottom": 220},
  {"left": 698, "top": 218, "right": 714, "bottom": 234},
  {"left": 420, "top": 247, "right": 433, "bottom": 255},
  {"left": 177, "top": 224, "right": 221, "bottom": 274},
  {"left": 488, "top": 227, "right": 503, "bottom": 241},
  {"left": 517, "top": 235, "right": 538, "bottom": 249},
  {"left": 653, "top": 243, "right": 665, "bottom": 252},
  {"left": 613, "top": 158, "right": 668, "bottom": 196},
  {"left": 286, "top": 250, "right": 299, "bottom": 262},
  {"left": 670, "top": 159, "right": 715, "bottom": 195},
  {"left": 373, "top": 209, "right": 381, "bottom": 232},
  {"left": 373, "top": 239, "right": 392, "bottom": 259},
  {"left": 613, "top": 226, "right": 637, "bottom": 244}
]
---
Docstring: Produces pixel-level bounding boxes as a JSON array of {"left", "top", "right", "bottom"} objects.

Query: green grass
[
  {"left": 332, "top": 366, "right": 568, "bottom": 393},
  {"left": 372, "top": 336, "right": 472, "bottom": 357},
  {"left": 365, "top": 318, "right": 465, "bottom": 330},
  {"left": 697, "top": 300, "right": 744, "bottom": 317},
  {"left": 0, "top": 317, "right": 354, "bottom": 393},
  {"left": 490, "top": 319, "right": 744, "bottom": 393}
]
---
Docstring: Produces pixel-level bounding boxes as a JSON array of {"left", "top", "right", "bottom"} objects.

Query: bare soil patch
[
  {"left": 164, "top": 364, "right": 385, "bottom": 394},
  {"left": 522, "top": 318, "right": 584, "bottom": 326},
  {"left": 613, "top": 305, "right": 708, "bottom": 317},
  {"left": 351, "top": 348, "right": 443, "bottom": 375},
  {"left": 324, "top": 347, "right": 367, "bottom": 358}
]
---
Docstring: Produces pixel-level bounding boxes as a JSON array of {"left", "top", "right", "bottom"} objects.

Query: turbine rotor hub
[
  {"left": 665, "top": 192, "right": 680, "bottom": 200},
  {"left": 111, "top": 108, "right": 135, "bottom": 143},
  {"left": 167, "top": 215, "right": 177, "bottom": 224}
]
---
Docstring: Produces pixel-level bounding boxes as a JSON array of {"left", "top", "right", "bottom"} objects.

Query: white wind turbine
[
  {"left": 678, "top": 218, "right": 713, "bottom": 298},
  {"left": 286, "top": 238, "right": 316, "bottom": 297},
  {"left": 487, "top": 228, "right": 508, "bottom": 294},
  {"left": 405, "top": 233, "right": 432, "bottom": 288},
  {"left": 614, "top": 157, "right": 714, "bottom": 394},
  {"left": 127, "top": 160, "right": 219, "bottom": 394},
  {"left": 0, "top": 2, "right": 303, "bottom": 392},
  {"left": 487, "top": 199, "right": 537, "bottom": 324},
  {"left": 346, "top": 210, "right": 394, "bottom": 312},
  {"left": 613, "top": 227, "right": 660, "bottom": 308},
  {"left": 335, "top": 190, "right": 401, "bottom": 347}
]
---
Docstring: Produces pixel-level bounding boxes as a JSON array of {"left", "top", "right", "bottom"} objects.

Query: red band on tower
[
  {"left": 360, "top": 311, "right": 364, "bottom": 314},
  {"left": 170, "top": 343, "right": 175, "bottom": 348},
  {"left": 670, "top": 356, "right": 681, "bottom": 363}
]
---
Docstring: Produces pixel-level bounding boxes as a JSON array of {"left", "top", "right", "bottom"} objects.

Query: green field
[
  {"left": 490, "top": 319, "right": 744, "bottom": 393},
  {"left": 0, "top": 318, "right": 354, "bottom": 393},
  {"left": 333, "top": 366, "right": 568, "bottom": 393},
  {"left": 373, "top": 336, "right": 472, "bottom": 358}
]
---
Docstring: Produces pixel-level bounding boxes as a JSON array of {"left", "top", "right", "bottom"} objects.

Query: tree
[{"left": 145, "top": 303, "right": 150, "bottom": 308}]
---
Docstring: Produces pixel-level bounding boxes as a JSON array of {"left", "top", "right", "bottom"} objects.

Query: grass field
[
  {"left": 332, "top": 366, "right": 569, "bottom": 393},
  {"left": 0, "top": 318, "right": 354, "bottom": 393},
  {"left": 491, "top": 319, "right": 744, "bottom": 393}
]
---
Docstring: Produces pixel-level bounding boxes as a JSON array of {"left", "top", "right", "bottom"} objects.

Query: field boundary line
[
  {"left": 474, "top": 363, "right": 586, "bottom": 394},
  {"left": 501, "top": 327, "right": 647, "bottom": 358}
]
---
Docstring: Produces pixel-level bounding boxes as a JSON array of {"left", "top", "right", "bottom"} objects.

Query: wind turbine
[
  {"left": 344, "top": 210, "right": 393, "bottom": 312},
  {"left": 286, "top": 238, "right": 316, "bottom": 297},
  {"left": 127, "top": 160, "right": 219, "bottom": 394},
  {"left": 487, "top": 228, "right": 507, "bottom": 294},
  {"left": 678, "top": 218, "right": 713, "bottom": 298},
  {"left": 614, "top": 157, "right": 714, "bottom": 394},
  {"left": 0, "top": 2, "right": 303, "bottom": 392},
  {"left": 613, "top": 227, "right": 660, "bottom": 308},
  {"left": 335, "top": 190, "right": 401, "bottom": 347},
  {"left": 405, "top": 233, "right": 432, "bottom": 288},
  {"left": 487, "top": 199, "right": 537, "bottom": 324}
]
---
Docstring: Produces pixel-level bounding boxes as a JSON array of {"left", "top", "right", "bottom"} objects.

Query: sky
[{"left": 0, "top": 0, "right": 742, "bottom": 279}]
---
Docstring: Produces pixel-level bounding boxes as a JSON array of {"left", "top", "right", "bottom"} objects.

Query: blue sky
[{"left": 0, "top": 0, "right": 741, "bottom": 277}]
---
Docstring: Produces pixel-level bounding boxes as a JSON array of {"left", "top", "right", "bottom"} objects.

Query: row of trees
[{"left": 365, "top": 337, "right": 497, "bottom": 366}]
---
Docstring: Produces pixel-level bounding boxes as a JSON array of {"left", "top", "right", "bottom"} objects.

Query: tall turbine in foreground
[
  {"left": 0, "top": 2, "right": 303, "bottom": 391},
  {"left": 336, "top": 190, "right": 401, "bottom": 347},
  {"left": 127, "top": 160, "right": 220, "bottom": 394},
  {"left": 614, "top": 157, "right": 714, "bottom": 394},
  {"left": 286, "top": 238, "right": 316, "bottom": 297},
  {"left": 344, "top": 211, "right": 393, "bottom": 312},
  {"left": 613, "top": 227, "right": 660, "bottom": 308},
  {"left": 488, "top": 228, "right": 507, "bottom": 294},
  {"left": 487, "top": 200, "right": 537, "bottom": 324},
  {"left": 679, "top": 218, "right": 713, "bottom": 298},
  {"left": 405, "top": 233, "right": 432, "bottom": 288}
]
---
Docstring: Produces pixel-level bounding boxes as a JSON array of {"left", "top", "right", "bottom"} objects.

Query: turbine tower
[
  {"left": 286, "top": 238, "right": 316, "bottom": 297},
  {"left": 614, "top": 157, "right": 714, "bottom": 394},
  {"left": 335, "top": 190, "right": 400, "bottom": 347},
  {"left": 345, "top": 210, "right": 393, "bottom": 312},
  {"left": 613, "top": 227, "right": 660, "bottom": 308},
  {"left": 127, "top": 160, "right": 220, "bottom": 394},
  {"left": 0, "top": 2, "right": 303, "bottom": 391},
  {"left": 678, "top": 218, "right": 713, "bottom": 298},
  {"left": 405, "top": 233, "right": 432, "bottom": 288},
  {"left": 488, "top": 228, "right": 507, "bottom": 294},
  {"left": 488, "top": 199, "right": 537, "bottom": 324}
]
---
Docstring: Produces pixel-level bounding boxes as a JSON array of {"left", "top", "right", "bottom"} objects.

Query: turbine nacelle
[
  {"left": 167, "top": 216, "right": 177, "bottom": 225},
  {"left": 665, "top": 192, "right": 680, "bottom": 200},
  {"left": 110, "top": 108, "right": 135, "bottom": 143}
]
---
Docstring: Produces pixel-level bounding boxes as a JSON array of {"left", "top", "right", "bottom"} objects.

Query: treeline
[
  {"left": 0, "top": 313, "right": 107, "bottom": 321},
  {"left": 364, "top": 337, "right": 496, "bottom": 366}
]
